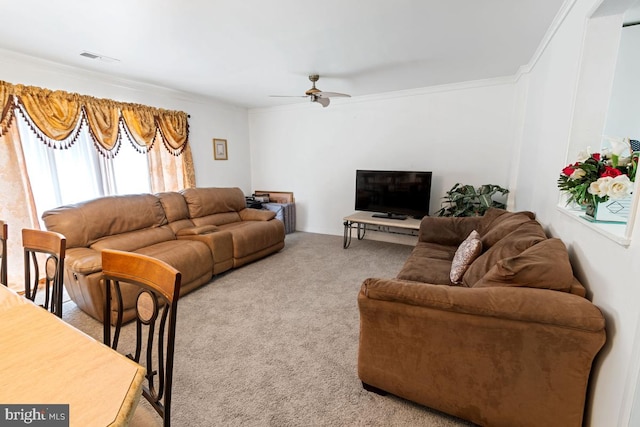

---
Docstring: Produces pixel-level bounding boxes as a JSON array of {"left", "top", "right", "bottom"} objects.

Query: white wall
[
  {"left": 248, "top": 80, "right": 517, "bottom": 235},
  {"left": 604, "top": 24, "right": 640, "bottom": 140},
  {"left": 0, "top": 49, "right": 252, "bottom": 193},
  {"left": 512, "top": 0, "right": 640, "bottom": 425}
]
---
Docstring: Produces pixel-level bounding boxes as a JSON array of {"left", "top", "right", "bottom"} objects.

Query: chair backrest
[
  {"left": 0, "top": 221, "right": 7, "bottom": 287},
  {"left": 22, "top": 228, "right": 66, "bottom": 317},
  {"left": 102, "top": 249, "right": 182, "bottom": 427}
]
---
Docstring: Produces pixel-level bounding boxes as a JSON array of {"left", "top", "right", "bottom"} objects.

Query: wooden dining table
[{"left": 0, "top": 285, "right": 145, "bottom": 426}]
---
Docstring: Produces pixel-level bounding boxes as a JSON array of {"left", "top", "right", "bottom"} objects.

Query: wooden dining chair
[
  {"left": 22, "top": 228, "right": 66, "bottom": 317},
  {"left": 102, "top": 249, "right": 182, "bottom": 427},
  {"left": 0, "top": 221, "right": 7, "bottom": 287}
]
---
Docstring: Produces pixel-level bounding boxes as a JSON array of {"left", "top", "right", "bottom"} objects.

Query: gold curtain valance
[
  {"left": 0, "top": 81, "right": 15, "bottom": 136},
  {"left": 121, "top": 105, "right": 158, "bottom": 153},
  {"left": 157, "top": 110, "right": 189, "bottom": 155},
  {"left": 0, "top": 80, "right": 189, "bottom": 157},
  {"left": 15, "top": 85, "right": 83, "bottom": 148},
  {"left": 84, "top": 98, "right": 121, "bottom": 155}
]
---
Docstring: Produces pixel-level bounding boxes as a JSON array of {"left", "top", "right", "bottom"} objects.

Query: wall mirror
[{"left": 560, "top": 0, "right": 640, "bottom": 246}]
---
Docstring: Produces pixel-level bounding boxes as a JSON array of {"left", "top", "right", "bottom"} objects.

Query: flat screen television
[{"left": 355, "top": 170, "right": 432, "bottom": 220}]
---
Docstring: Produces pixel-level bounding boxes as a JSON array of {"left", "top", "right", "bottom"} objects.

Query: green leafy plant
[{"left": 436, "top": 183, "right": 509, "bottom": 217}]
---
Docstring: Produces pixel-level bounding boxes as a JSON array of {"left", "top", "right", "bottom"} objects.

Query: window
[{"left": 17, "top": 114, "right": 151, "bottom": 222}]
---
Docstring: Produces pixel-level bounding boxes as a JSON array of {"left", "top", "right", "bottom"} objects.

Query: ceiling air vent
[
  {"left": 80, "top": 51, "right": 100, "bottom": 59},
  {"left": 80, "top": 51, "right": 120, "bottom": 63}
]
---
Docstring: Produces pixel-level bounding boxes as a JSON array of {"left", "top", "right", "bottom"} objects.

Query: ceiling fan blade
[
  {"left": 270, "top": 75, "right": 348, "bottom": 107},
  {"left": 314, "top": 96, "right": 330, "bottom": 108},
  {"left": 315, "top": 91, "right": 351, "bottom": 99}
]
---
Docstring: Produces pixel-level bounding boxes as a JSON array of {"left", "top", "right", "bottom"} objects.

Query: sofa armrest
[
  {"left": 177, "top": 230, "right": 234, "bottom": 274},
  {"left": 176, "top": 225, "right": 219, "bottom": 236},
  {"left": 358, "top": 277, "right": 606, "bottom": 427},
  {"left": 361, "top": 278, "right": 605, "bottom": 331},
  {"left": 239, "top": 208, "right": 276, "bottom": 221},
  {"left": 64, "top": 247, "right": 102, "bottom": 275},
  {"left": 419, "top": 216, "right": 484, "bottom": 246}
]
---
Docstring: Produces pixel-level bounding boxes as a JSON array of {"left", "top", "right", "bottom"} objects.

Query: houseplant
[
  {"left": 436, "top": 183, "right": 509, "bottom": 217},
  {"left": 557, "top": 141, "right": 638, "bottom": 221}
]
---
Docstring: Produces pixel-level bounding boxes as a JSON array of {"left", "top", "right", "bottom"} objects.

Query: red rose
[
  {"left": 562, "top": 166, "right": 576, "bottom": 176},
  {"left": 593, "top": 153, "right": 601, "bottom": 161},
  {"left": 601, "top": 166, "right": 622, "bottom": 178}
]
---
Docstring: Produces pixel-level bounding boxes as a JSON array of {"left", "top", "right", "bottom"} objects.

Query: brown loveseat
[
  {"left": 42, "top": 187, "right": 285, "bottom": 323},
  {"left": 357, "top": 208, "right": 606, "bottom": 427}
]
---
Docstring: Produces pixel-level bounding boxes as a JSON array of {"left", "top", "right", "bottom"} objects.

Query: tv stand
[
  {"left": 343, "top": 212, "right": 422, "bottom": 248},
  {"left": 371, "top": 213, "right": 407, "bottom": 220}
]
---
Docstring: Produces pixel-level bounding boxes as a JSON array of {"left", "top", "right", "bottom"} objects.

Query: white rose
[
  {"left": 576, "top": 147, "right": 592, "bottom": 163},
  {"left": 607, "top": 174, "right": 633, "bottom": 199},
  {"left": 588, "top": 177, "right": 612, "bottom": 198},
  {"left": 570, "top": 169, "right": 586, "bottom": 180}
]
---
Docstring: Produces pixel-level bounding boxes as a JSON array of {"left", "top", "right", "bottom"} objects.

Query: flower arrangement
[{"left": 558, "top": 138, "right": 638, "bottom": 207}]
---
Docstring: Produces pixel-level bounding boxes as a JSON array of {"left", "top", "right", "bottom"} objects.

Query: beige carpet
[{"left": 63, "top": 232, "right": 473, "bottom": 427}]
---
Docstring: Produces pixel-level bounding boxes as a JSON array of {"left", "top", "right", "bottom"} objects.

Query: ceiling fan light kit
[{"left": 271, "top": 75, "right": 350, "bottom": 108}]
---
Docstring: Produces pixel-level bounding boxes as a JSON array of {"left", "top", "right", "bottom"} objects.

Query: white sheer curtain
[{"left": 16, "top": 114, "right": 151, "bottom": 223}]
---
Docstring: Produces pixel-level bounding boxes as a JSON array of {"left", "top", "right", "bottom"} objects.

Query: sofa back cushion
[
  {"left": 462, "top": 220, "right": 547, "bottom": 287},
  {"left": 157, "top": 191, "right": 196, "bottom": 234},
  {"left": 480, "top": 209, "right": 537, "bottom": 248},
  {"left": 42, "top": 194, "right": 167, "bottom": 248},
  {"left": 477, "top": 208, "right": 509, "bottom": 233},
  {"left": 473, "top": 238, "right": 575, "bottom": 292},
  {"left": 157, "top": 191, "right": 190, "bottom": 222},
  {"left": 90, "top": 226, "right": 177, "bottom": 253},
  {"left": 181, "top": 187, "right": 246, "bottom": 218}
]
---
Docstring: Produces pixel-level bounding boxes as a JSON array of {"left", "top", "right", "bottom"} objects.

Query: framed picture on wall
[{"left": 213, "top": 138, "right": 228, "bottom": 160}]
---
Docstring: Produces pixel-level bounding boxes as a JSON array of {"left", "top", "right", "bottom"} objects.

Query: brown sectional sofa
[
  {"left": 357, "top": 208, "right": 606, "bottom": 427},
  {"left": 42, "top": 187, "right": 285, "bottom": 323}
]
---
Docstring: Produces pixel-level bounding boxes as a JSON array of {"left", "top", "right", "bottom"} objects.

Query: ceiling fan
[{"left": 271, "top": 75, "right": 350, "bottom": 107}]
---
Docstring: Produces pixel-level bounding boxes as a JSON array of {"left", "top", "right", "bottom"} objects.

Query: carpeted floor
[{"left": 63, "top": 232, "right": 473, "bottom": 426}]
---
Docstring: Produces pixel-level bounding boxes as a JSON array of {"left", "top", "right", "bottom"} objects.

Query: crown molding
[
  {"left": 515, "top": 0, "right": 578, "bottom": 80},
  {"left": 0, "top": 47, "right": 246, "bottom": 110},
  {"left": 249, "top": 75, "right": 516, "bottom": 115}
]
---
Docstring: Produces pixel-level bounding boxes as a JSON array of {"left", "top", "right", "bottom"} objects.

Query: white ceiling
[{"left": 0, "top": 0, "right": 566, "bottom": 109}]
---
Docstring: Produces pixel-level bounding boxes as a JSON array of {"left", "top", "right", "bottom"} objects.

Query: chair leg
[{"left": 362, "top": 382, "right": 388, "bottom": 396}]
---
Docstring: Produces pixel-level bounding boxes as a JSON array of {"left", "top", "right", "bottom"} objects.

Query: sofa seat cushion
[
  {"left": 135, "top": 240, "right": 213, "bottom": 286},
  {"left": 473, "top": 238, "right": 575, "bottom": 292},
  {"left": 410, "top": 242, "right": 459, "bottom": 261},
  {"left": 218, "top": 220, "right": 285, "bottom": 259},
  {"left": 462, "top": 221, "right": 547, "bottom": 287},
  {"left": 397, "top": 242, "right": 457, "bottom": 285}
]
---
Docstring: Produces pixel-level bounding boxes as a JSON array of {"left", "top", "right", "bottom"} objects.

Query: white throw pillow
[{"left": 450, "top": 230, "right": 482, "bottom": 284}]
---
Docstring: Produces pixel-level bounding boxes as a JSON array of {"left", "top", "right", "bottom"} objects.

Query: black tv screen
[{"left": 355, "top": 170, "right": 432, "bottom": 219}]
